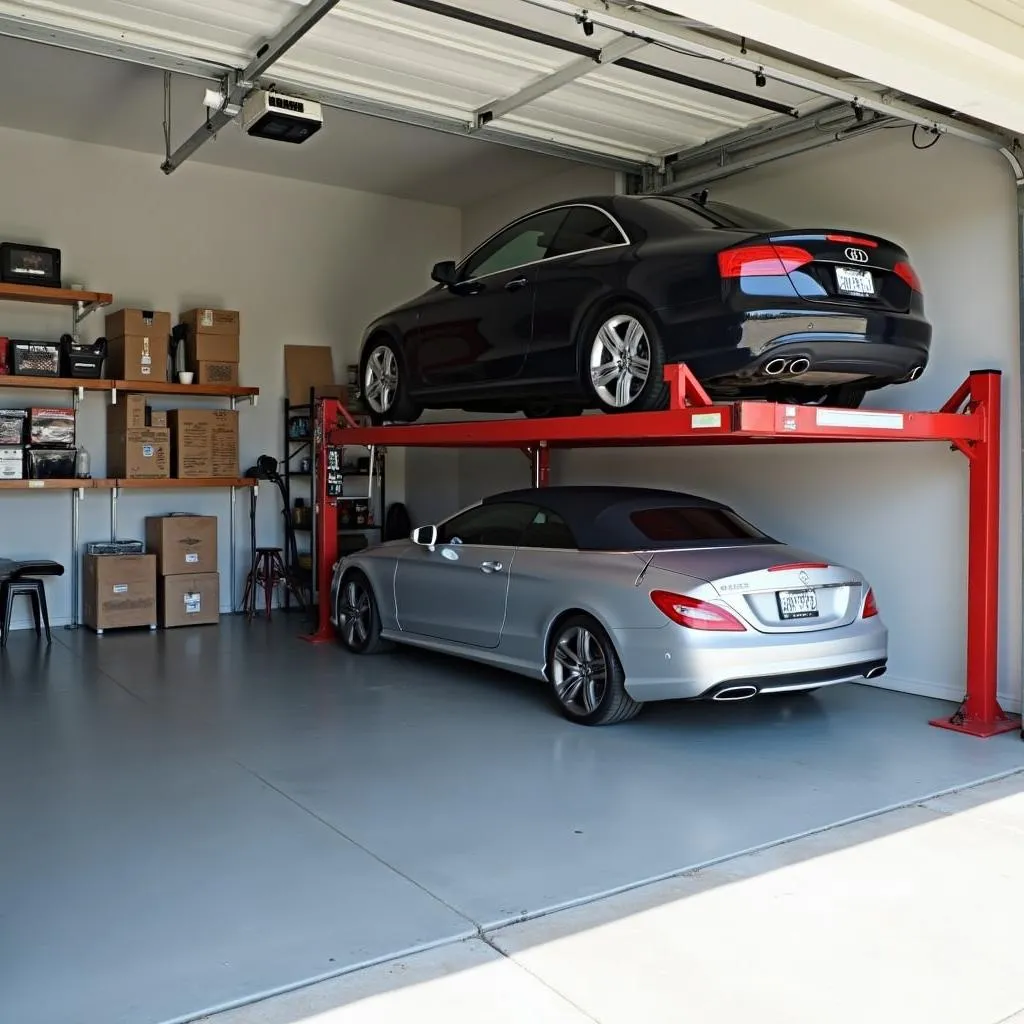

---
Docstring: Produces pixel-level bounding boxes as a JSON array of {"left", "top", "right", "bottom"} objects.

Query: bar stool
[
  {"left": 1, "top": 577, "right": 51, "bottom": 647},
  {"left": 242, "top": 547, "right": 306, "bottom": 620}
]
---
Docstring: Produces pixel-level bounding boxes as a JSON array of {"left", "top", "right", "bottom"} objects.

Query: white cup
[{"left": 178, "top": 371, "right": 194, "bottom": 385}]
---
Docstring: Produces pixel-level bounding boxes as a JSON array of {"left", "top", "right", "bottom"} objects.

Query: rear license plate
[
  {"left": 777, "top": 588, "right": 818, "bottom": 620},
  {"left": 835, "top": 266, "right": 874, "bottom": 296}
]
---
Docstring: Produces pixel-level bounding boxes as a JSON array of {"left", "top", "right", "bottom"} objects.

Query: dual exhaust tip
[
  {"left": 713, "top": 664, "right": 885, "bottom": 701},
  {"left": 763, "top": 356, "right": 811, "bottom": 377}
]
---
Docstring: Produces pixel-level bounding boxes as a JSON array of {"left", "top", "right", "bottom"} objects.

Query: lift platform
[{"left": 305, "top": 364, "right": 1018, "bottom": 739}]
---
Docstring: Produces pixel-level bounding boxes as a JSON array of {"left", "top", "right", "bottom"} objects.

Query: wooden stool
[
  {"left": 1, "top": 577, "right": 51, "bottom": 647},
  {"left": 242, "top": 547, "right": 305, "bottom": 620}
]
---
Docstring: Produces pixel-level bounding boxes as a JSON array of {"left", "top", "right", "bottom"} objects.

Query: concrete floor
[{"left": 1, "top": 617, "right": 1022, "bottom": 1024}]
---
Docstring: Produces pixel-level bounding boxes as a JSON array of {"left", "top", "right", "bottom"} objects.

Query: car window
[
  {"left": 461, "top": 208, "right": 570, "bottom": 279},
  {"left": 639, "top": 197, "right": 721, "bottom": 230},
  {"left": 630, "top": 506, "right": 768, "bottom": 542},
  {"left": 547, "top": 206, "right": 628, "bottom": 257},
  {"left": 437, "top": 502, "right": 538, "bottom": 546},
  {"left": 519, "top": 508, "right": 577, "bottom": 549}
]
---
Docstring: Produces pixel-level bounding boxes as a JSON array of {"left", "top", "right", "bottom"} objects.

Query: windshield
[
  {"left": 648, "top": 195, "right": 787, "bottom": 232},
  {"left": 630, "top": 506, "right": 768, "bottom": 543}
]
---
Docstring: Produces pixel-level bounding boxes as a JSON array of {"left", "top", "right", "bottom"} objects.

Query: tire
[
  {"left": 360, "top": 336, "right": 421, "bottom": 424},
  {"left": 547, "top": 614, "right": 642, "bottom": 726},
  {"left": 583, "top": 305, "right": 667, "bottom": 414},
  {"left": 335, "top": 570, "right": 388, "bottom": 654},
  {"left": 522, "top": 404, "right": 583, "bottom": 419}
]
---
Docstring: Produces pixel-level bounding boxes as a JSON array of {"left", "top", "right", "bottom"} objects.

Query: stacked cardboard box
[
  {"left": 168, "top": 408, "right": 239, "bottom": 478},
  {"left": 145, "top": 514, "right": 220, "bottom": 628},
  {"left": 105, "top": 308, "right": 171, "bottom": 382},
  {"left": 106, "top": 395, "right": 170, "bottom": 479},
  {"left": 82, "top": 554, "right": 157, "bottom": 632},
  {"left": 181, "top": 308, "right": 240, "bottom": 386}
]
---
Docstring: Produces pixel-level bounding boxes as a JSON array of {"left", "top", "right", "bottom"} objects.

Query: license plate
[
  {"left": 777, "top": 588, "right": 818, "bottom": 620},
  {"left": 836, "top": 266, "right": 874, "bottom": 296}
]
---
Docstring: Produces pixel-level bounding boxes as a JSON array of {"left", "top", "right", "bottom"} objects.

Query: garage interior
[{"left": 1, "top": 2, "right": 1024, "bottom": 1023}]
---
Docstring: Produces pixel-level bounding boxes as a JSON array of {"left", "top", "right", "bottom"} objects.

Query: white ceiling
[{"left": 0, "top": 32, "right": 593, "bottom": 206}]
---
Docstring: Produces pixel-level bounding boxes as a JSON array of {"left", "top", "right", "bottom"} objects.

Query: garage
[{"left": 1, "top": 2, "right": 1024, "bottom": 1022}]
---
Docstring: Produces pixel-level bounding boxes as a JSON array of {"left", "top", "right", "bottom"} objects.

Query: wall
[
  {"left": 456, "top": 131, "right": 1023, "bottom": 709},
  {"left": 0, "top": 126, "right": 460, "bottom": 627}
]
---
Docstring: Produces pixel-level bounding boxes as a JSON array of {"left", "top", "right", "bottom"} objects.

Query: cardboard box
[
  {"left": 168, "top": 409, "right": 238, "bottom": 478},
  {"left": 284, "top": 345, "right": 334, "bottom": 406},
  {"left": 107, "top": 335, "right": 169, "bottom": 382},
  {"left": 148, "top": 409, "right": 168, "bottom": 428},
  {"left": 106, "top": 428, "right": 171, "bottom": 479},
  {"left": 180, "top": 308, "right": 239, "bottom": 337},
  {"left": 105, "top": 308, "right": 172, "bottom": 339},
  {"left": 106, "top": 394, "right": 147, "bottom": 434},
  {"left": 195, "top": 360, "right": 239, "bottom": 386},
  {"left": 82, "top": 554, "right": 157, "bottom": 632},
  {"left": 0, "top": 446, "right": 23, "bottom": 479},
  {"left": 145, "top": 514, "right": 217, "bottom": 575},
  {"left": 182, "top": 308, "right": 240, "bottom": 365},
  {"left": 158, "top": 571, "right": 220, "bottom": 628}
]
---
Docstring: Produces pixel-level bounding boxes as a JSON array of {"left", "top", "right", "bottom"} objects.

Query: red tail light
[
  {"left": 718, "top": 244, "right": 812, "bottom": 278},
  {"left": 651, "top": 590, "right": 747, "bottom": 632},
  {"left": 893, "top": 261, "right": 922, "bottom": 292},
  {"left": 862, "top": 588, "right": 878, "bottom": 618},
  {"left": 826, "top": 233, "right": 879, "bottom": 248},
  {"left": 767, "top": 562, "right": 829, "bottom": 572}
]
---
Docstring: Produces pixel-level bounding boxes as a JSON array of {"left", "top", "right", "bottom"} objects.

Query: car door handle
[
  {"left": 504, "top": 277, "right": 529, "bottom": 292},
  {"left": 480, "top": 561, "right": 504, "bottom": 573}
]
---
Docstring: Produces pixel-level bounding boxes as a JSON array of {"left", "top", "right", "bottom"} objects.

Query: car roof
[{"left": 481, "top": 485, "right": 736, "bottom": 551}]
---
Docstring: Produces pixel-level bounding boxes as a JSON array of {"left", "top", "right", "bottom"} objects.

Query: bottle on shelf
[{"left": 74, "top": 445, "right": 91, "bottom": 479}]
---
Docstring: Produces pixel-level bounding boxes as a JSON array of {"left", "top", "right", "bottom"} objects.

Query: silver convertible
[{"left": 330, "top": 486, "right": 887, "bottom": 725}]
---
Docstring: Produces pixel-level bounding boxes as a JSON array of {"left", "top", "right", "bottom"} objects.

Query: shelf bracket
[{"left": 74, "top": 298, "right": 108, "bottom": 325}]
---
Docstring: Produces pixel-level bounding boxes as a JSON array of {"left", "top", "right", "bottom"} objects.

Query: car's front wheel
[
  {"left": 584, "top": 306, "right": 668, "bottom": 414},
  {"left": 547, "top": 614, "right": 642, "bottom": 725},
  {"left": 361, "top": 337, "right": 421, "bottom": 424},
  {"left": 336, "top": 571, "right": 387, "bottom": 654}
]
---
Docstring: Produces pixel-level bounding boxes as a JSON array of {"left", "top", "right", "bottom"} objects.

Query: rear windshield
[
  {"left": 630, "top": 507, "right": 768, "bottom": 543},
  {"left": 646, "top": 196, "right": 786, "bottom": 231}
]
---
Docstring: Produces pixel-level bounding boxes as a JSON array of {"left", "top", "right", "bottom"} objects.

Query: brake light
[
  {"left": 651, "top": 590, "right": 747, "bottom": 631},
  {"left": 717, "top": 244, "right": 812, "bottom": 278},
  {"left": 767, "top": 562, "right": 829, "bottom": 572},
  {"left": 893, "top": 261, "right": 922, "bottom": 292},
  {"left": 862, "top": 588, "right": 878, "bottom": 618},
  {"left": 826, "top": 233, "right": 879, "bottom": 248}
]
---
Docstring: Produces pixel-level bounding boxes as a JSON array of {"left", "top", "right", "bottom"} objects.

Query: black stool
[
  {"left": 1, "top": 577, "right": 51, "bottom": 647},
  {"left": 242, "top": 547, "right": 306, "bottom": 620}
]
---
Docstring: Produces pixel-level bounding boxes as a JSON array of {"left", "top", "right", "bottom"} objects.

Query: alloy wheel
[
  {"left": 588, "top": 314, "right": 652, "bottom": 409},
  {"left": 339, "top": 578, "right": 371, "bottom": 649},
  {"left": 552, "top": 625, "right": 608, "bottom": 714},
  {"left": 364, "top": 345, "right": 399, "bottom": 415}
]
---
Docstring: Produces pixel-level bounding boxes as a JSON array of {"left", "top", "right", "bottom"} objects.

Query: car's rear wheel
[
  {"left": 361, "top": 337, "right": 421, "bottom": 424},
  {"left": 547, "top": 614, "right": 642, "bottom": 726},
  {"left": 336, "top": 571, "right": 387, "bottom": 654},
  {"left": 585, "top": 306, "right": 667, "bottom": 414}
]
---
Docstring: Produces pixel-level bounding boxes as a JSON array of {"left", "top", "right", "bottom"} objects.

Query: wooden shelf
[
  {"left": 114, "top": 477, "right": 257, "bottom": 490},
  {"left": 0, "top": 375, "right": 111, "bottom": 391},
  {"left": 0, "top": 478, "right": 111, "bottom": 490},
  {"left": 114, "top": 380, "right": 259, "bottom": 399},
  {"left": 0, "top": 282, "right": 112, "bottom": 308}
]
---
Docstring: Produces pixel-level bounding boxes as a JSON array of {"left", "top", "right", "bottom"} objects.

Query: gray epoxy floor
[{"left": 2, "top": 617, "right": 1022, "bottom": 1024}]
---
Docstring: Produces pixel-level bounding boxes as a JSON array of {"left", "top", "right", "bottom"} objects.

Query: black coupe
[{"left": 359, "top": 194, "right": 930, "bottom": 420}]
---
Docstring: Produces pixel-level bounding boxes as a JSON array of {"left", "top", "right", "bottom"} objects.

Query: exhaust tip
[
  {"left": 763, "top": 357, "right": 788, "bottom": 376},
  {"left": 789, "top": 357, "right": 811, "bottom": 374},
  {"left": 907, "top": 365, "right": 924, "bottom": 381},
  {"left": 864, "top": 666, "right": 886, "bottom": 679},
  {"left": 713, "top": 685, "right": 759, "bottom": 702}
]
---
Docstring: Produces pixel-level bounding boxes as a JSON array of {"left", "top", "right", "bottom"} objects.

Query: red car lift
[{"left": 304, "top": 365, "right": 1018, "bottom": 739}]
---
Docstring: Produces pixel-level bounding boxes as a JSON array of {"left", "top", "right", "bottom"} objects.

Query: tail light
[
  {"left": 862, "top": 588, "right": 878, "bottom": 618},
  {"left": 717, "top": 244, "right": 812, "bottom": 278},
  {"left": 651, "top": 590, "right": 747, "bottom": 632},
  {"left": 893, "top": 261, "right": 922, "bottom": 292}
]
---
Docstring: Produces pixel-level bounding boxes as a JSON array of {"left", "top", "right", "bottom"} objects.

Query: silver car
[{"left": 330, "top": 486, "right": 887, "bottom": 725}]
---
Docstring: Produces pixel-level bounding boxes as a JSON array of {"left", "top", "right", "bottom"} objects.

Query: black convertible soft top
[{"left": 482, "top": 485, "right": 764, "bottom": 551}]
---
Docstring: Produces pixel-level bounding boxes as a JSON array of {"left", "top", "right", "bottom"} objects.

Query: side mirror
[
  {"left": 411, "top": 524, "right": 438, "bottom": 550},
  {"left": 430, "top": 260, "right": 458, "bottom": 286}
]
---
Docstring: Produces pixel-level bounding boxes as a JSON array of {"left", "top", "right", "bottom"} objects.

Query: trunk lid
[{"left": 644, "top": 544, "right": 868, "bottom": 633}]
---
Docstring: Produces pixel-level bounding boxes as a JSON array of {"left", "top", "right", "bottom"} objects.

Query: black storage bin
[
  {"left": 26, "top": 448, "right": 76, "bottom": 479},
  {"left": 59, "top": 336, "right": 106, "bottom": 379},
  {"left": 11, "top": 341, "right": 60, "bottom": 377}
]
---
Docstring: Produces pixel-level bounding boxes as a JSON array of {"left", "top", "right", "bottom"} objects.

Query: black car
[{"left": 359, "top": 194, "right": 930, "bottom": 421}]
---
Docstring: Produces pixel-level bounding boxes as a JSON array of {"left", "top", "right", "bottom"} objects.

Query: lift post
[{"left": 315, "top": 366, "right": 1018, "bottom": 737}]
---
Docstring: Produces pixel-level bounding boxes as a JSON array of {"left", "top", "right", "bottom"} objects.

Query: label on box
[
  {"left": 184, "top": 592, "right": 201, "bottom": 614},
  {"left": 201, "top": 309, "right": 214, "bottom": 327},
  {"left": 142, "top": 445, "right": 154, "bottom": 457},
  {"left": 185, "top": 553, "right": 198, "bottom": 564},
  {"left": 113, "top": 584, "right": 128, "bottom": 594}
]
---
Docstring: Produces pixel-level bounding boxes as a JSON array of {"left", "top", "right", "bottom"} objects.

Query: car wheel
[
  {"left": 336, "top": 571, "right": 387, "bottom": 654},
  {"left": 585, "top": 306, "right": 667, "bottom": 414},
  {"left": 522, "top": 404, "right": 583, "bottom": 419},
  {"left": 547, "top": 614, "right": 642, "bottom": 726},
  {"left": 361, "top": 337, "right": 421, "bottom": 424}
]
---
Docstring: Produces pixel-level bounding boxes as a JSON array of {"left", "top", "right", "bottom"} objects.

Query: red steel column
[
  {"left": 532, "top": 443, "right": 551, "bottom": 488},
  {"left": 931, "top": 370, "right": 1020, "bottom": 736},
  {"left": 303, "top": 397, "right": 341, "bottom": 645}
]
